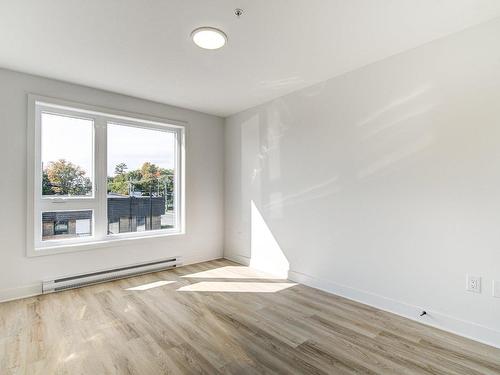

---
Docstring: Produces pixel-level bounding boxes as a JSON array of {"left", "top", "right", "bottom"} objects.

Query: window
[
  {"left": 29, "top": 96, "right": 185, "bottom": 255},
  {"left": 41, "top": 113, "right": 94, "bottom": 198},
  {"left": 107, "top": 123, "right": 177, "bottom": 235}
]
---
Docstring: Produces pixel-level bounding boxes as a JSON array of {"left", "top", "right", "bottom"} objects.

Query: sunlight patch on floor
[
  {"left": 181, "top": 266, "right": 282, "bottom": 280},
  {"left": 177, "top": 281, "right": 297, "bottom": 293},
  {"left": 61, "top": 352, "right": 79, "bottom": 363},
  {"left": 126, "top": 280, "right": 176, "bottom": 291}
]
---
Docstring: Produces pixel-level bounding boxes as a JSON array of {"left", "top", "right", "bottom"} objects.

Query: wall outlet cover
[{"left": 466, "top": 275, "right": 481, "bottom": 293}]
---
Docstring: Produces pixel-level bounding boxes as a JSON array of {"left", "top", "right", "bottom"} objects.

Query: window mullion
[
  {"left": 94, "top": 116, "right": 108, "bottom": 240},
  {"left": 39, "top": 200, "right": 97, "bottom": 211}
]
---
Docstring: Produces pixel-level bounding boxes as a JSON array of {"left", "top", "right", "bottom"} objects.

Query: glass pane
[
  {"left": 42, "top": 210, "right": 93, "bottom": 241},
  {"left": 107, "top": 123, "right": 176, "bottom": 234},
  {"left": 41, "top": 112, "right": 94, "bottom": 197}
]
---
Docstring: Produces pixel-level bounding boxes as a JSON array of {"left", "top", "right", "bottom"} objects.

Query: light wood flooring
[{"left": 1, "top": 259, "right": 500, "bottom": 374}]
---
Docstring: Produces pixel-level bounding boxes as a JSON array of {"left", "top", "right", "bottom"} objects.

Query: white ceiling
[{"left": 1, "top": 1, "right": 500, "bottom": 117}]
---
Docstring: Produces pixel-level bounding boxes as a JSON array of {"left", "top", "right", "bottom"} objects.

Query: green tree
[
  {"left": 108, "top": 162, "right": 174, "bottom": 205},
  {"left": 42, "top": 170, "right": 53, "bottom": 195},
  {"left": 43, "top": 159, "right": 92, "bottom": 196},
  {"left": 114, "top": 162, "right": 128, "bottom": 175},
  {"left": 107, "top": 173, "right": 129, "bottom": 195}
]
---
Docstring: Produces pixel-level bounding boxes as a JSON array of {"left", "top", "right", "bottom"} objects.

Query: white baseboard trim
[
  {"left": 224, "top": 253, "right": 251, "bottom": 266},
  {"left": 287, "top": 269, "right": 500, "bottom": 349},
  {"left": 182, "top": 252, "right": 225, "bottom": 266},
  {"left": 223, "top": 254, "right": 500, "bottom": 349},
  {"left": 0, "top": 283, "right": 42, "bottom": 303}
]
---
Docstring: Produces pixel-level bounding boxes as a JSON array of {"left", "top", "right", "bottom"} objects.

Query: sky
[
  {"left": 41, "top": 113, "right": 175, "bottom": 178},
  {"left": 108, "top": 123, "right": 175, "bottom": 175}
]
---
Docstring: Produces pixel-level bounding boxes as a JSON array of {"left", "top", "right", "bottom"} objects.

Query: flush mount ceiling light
[{"left": 191, "top": 27, "right": 227, "bottom": 50}]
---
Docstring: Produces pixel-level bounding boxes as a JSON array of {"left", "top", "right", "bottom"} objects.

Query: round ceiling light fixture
[{"left": 191, "top": 27, "right": 227, "bottom": 50}]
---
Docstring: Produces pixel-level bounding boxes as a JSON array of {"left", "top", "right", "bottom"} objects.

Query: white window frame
[{"left": 27, "top": 94, "right": 186, "bottom": 257}]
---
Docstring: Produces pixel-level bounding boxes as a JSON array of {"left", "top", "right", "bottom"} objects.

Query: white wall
[
  {"left": 0, "top": 68, "right": 224, "bottom": 301},
  {"left": 225, "top": 18, "right": 500, "bottom": 347}
]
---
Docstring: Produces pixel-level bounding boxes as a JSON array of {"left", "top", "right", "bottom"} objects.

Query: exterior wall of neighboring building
[
  {"left": 107, "top": 195, "right": 166, "bottom": 233},
  {"left": 41, "top": 196, "right": 167, "bottom": 238},
  {"left": 42, "top": 210, "right": 93, "bottom": 240}
]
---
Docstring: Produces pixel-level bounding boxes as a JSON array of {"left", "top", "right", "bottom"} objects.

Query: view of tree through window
[
  {"left": 41, "top": 112, "right": 93, "bottom": 197},
  {"left": 107, "top": 123, "right": 176, "bottom": 235},
  {"left": 40, "top": 112, "right": 95, "bottom": 242},
  {"left": 42, "top": 159, "right": 92, "bottom": 196}
]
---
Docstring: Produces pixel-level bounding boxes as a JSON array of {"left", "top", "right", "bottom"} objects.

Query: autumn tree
[
  {"left": 139, "top": 162, "right": 161, "bottom": 193},
  {"left": 43, "top": 159, "right": 92, "bottom": 196}
]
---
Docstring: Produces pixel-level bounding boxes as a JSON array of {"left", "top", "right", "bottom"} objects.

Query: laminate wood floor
[{"left": 1, "top": 259, "right": 500, "bottom": 374}]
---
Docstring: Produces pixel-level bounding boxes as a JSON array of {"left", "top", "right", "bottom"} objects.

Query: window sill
[{"left": 28, "top": 230, "right": 185, "bottom": 257}]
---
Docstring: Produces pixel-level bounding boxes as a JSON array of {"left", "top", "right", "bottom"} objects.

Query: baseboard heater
[{"left": 42, "top": 257, "right": 180, "bottom": 294}]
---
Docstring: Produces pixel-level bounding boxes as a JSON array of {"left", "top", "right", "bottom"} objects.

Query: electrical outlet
[
  {"left": 493, "top": 280, "right": 500, "bottom": 298},
  {"left": 466, "top": 275, "right": 481, "bottom": 293}
]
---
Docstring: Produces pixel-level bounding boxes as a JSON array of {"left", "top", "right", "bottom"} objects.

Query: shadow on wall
[
  {"left": 234, "top": 76, "right": 443, "bottom": 281},
  {"left": 355, "top": 82, "right": 437, "bottom": 180},
  {"left": 237, "top": 103, "right": 291, "bottom": 279}
]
